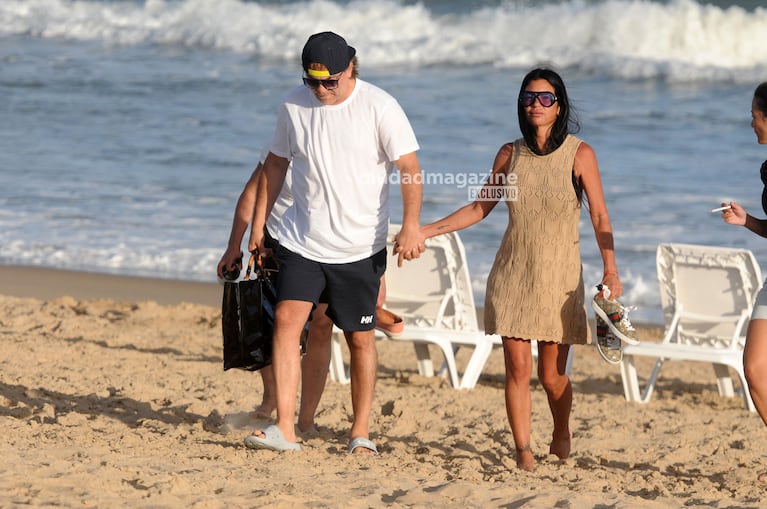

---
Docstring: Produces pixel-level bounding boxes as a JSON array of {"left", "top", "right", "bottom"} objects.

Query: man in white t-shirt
[{"left": 245, "top": 31, "right": 425, "bottom": 454}]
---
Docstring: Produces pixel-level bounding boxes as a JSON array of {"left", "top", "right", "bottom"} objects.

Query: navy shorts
[{"left": 275, "top": 246, "right": 386, "bottom": 331}]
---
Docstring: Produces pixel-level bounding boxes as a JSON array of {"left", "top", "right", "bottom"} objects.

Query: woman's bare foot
[
  {"left": 253, "top": 403, "right": 275, "bottom": 420},
  {"left": 549, "top": 433, "right": 572, "bottom": 460},
  {"left": 515, "top": 444, "right": 534, "bottom": 471}
]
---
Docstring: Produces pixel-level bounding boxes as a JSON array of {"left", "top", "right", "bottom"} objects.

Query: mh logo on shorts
[{"left": 359, "top": 314, "right": 374, "bottom": 324}]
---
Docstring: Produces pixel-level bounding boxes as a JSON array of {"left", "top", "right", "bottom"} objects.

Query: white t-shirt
[{"left": 269, "top": 79, "right": 419, "bottom": 263}]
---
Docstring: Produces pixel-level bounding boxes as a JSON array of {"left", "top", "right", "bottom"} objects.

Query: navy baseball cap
[{"left": 301, "top": 31, "right": 356, "bottom": 77}]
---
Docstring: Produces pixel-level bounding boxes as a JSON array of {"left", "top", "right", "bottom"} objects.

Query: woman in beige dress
[{"left": 421, "top": 68, "right": 625, "bottom": 471}]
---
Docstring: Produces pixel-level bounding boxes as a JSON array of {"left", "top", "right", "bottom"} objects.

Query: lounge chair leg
[
  {"left": 640, "top": 358, "right": 666, "bottom": 403},
  {"left": 459, "top": 341, "right": 493, "bottom": 389},
  {"left": 620, "top": 354, "right": 642, "bottom": 402},
  {"left": 712, "top": 363, "right": 735, "bottom": 398},
  {"left": 412, "top": 343, "right": 435, "bottom": 377}
]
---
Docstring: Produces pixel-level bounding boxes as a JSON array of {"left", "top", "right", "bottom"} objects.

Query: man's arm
[
  {"left": 393, "top": 151, "right": 426, "bottom": 267},
  {"left": 248, "top": 152, "right": 290, "bottom": 254}
]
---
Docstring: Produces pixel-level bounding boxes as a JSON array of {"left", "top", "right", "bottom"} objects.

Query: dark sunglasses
[
  {"left": 302, "top": 76, "right": 340, "bottom": 90},
  {"left": 520, "top": 91, "right": 557, "bottom": 108}
]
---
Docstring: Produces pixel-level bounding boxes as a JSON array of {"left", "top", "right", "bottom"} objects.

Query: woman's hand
[
  {"left": 601, "top": 272, "right": 623, "bottom": 299},
  {"left": 248, "top": 228, "right": 265, "bottom": 256},
  {"left": 721, "top": 201, "right": 747, "bottom": 226},
  {"left": 217, "top": 247, "right": 243, "bottom": 280}
]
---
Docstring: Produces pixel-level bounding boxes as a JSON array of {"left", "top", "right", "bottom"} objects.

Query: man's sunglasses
[
  {"left": 302, "top": 76, "right": 340, "bottom": 90},
  {"left": 520, "top": 91, "right": 557, "bottom": 108}
]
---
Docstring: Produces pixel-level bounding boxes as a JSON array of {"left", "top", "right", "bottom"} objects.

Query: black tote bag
[
  {"left": 221, "top": 254, "right": 307, "bottom": 371},
  {"left": 222, "top": 254, "right": 278, "bottom": 371}
]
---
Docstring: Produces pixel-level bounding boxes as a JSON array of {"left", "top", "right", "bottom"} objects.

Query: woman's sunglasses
[
  {"left": 520, "top": 91, "right": 557, "bottom": 108},
  {"left": 302, "top": 76, "right": 340, "bottom": 90}
]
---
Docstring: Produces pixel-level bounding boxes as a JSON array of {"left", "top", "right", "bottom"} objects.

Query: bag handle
[
  {"left": 244, "top": 252, "right": 259, "bottom": 281},
  {"left": 244, "top": 250, "right": 279, "bottom": 281}
]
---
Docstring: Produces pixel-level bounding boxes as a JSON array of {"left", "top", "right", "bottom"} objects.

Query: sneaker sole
[
  {"left": 595, "top": 342, "right": 623, "bottom": 364},
  {"left": 594, "top": 316, "right": 623, "bottom": 364},
  {"left": 591, "top": 300, "right": 640, "bottom": 345}
]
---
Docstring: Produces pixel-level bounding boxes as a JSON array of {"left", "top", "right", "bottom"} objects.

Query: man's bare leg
[
  {"left": 346, "top": 328, "right": 378, "bottom": 454},
  {"left": 249, "top": 299, "right": 313, "bottom": 444}
]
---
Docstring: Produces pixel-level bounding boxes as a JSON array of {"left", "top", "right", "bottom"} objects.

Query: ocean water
[{"left": 2, "top": 0, "right": 767, "bottom": 324}]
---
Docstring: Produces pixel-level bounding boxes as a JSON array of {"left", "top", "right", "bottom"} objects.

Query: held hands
[
  {"left": 720, "top": 201, "right": 747, "bottom": 226},
  {"left": 393, "top": 224, "right": 426, "bottom": 267},
  {"left": 601, "top": 272, "right": 623, "bottom": 299}
]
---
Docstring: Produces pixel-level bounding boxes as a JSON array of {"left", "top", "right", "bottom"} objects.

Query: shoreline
[
  {"left": 0, "top": 265, "right": 222, "bottom": 307},
  {"left": 0, "top": 265, "right": 664, "bottom": 334}
]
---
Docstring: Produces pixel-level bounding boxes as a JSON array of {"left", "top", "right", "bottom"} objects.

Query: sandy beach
[{"left": 1, "top": 266, "right": 765, "bottom": 508}]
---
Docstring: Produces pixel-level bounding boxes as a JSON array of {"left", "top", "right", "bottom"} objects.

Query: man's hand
[{"left": 393, "top": 224, "right": 426, "bottom": 267}]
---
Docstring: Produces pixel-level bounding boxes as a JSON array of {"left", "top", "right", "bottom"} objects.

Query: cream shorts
[{"left": 751, "top": 283, "right": 767, "bottom": 320}]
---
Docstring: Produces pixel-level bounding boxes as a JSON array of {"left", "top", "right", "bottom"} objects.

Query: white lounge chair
[
  {"left": 329, "top": 225, "right": 573, "bottom": 388},
  {"left": 619, "top": 243, "right": 762, "bottom": 412}
]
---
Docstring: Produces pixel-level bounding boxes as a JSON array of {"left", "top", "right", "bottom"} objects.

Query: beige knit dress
[{"left": 484, "top": 134, "right": 590, "bottom": 345}]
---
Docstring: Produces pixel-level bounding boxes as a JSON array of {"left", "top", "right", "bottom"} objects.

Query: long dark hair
[
  {"left": 517, "top": 68, "right": 580, "bottom": 156},
  {"left": 756, "top": 81, "right": 767, "bottom": 114},
  {"left": 755, "top": 82, "right": 767, "bottom": 215}
]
